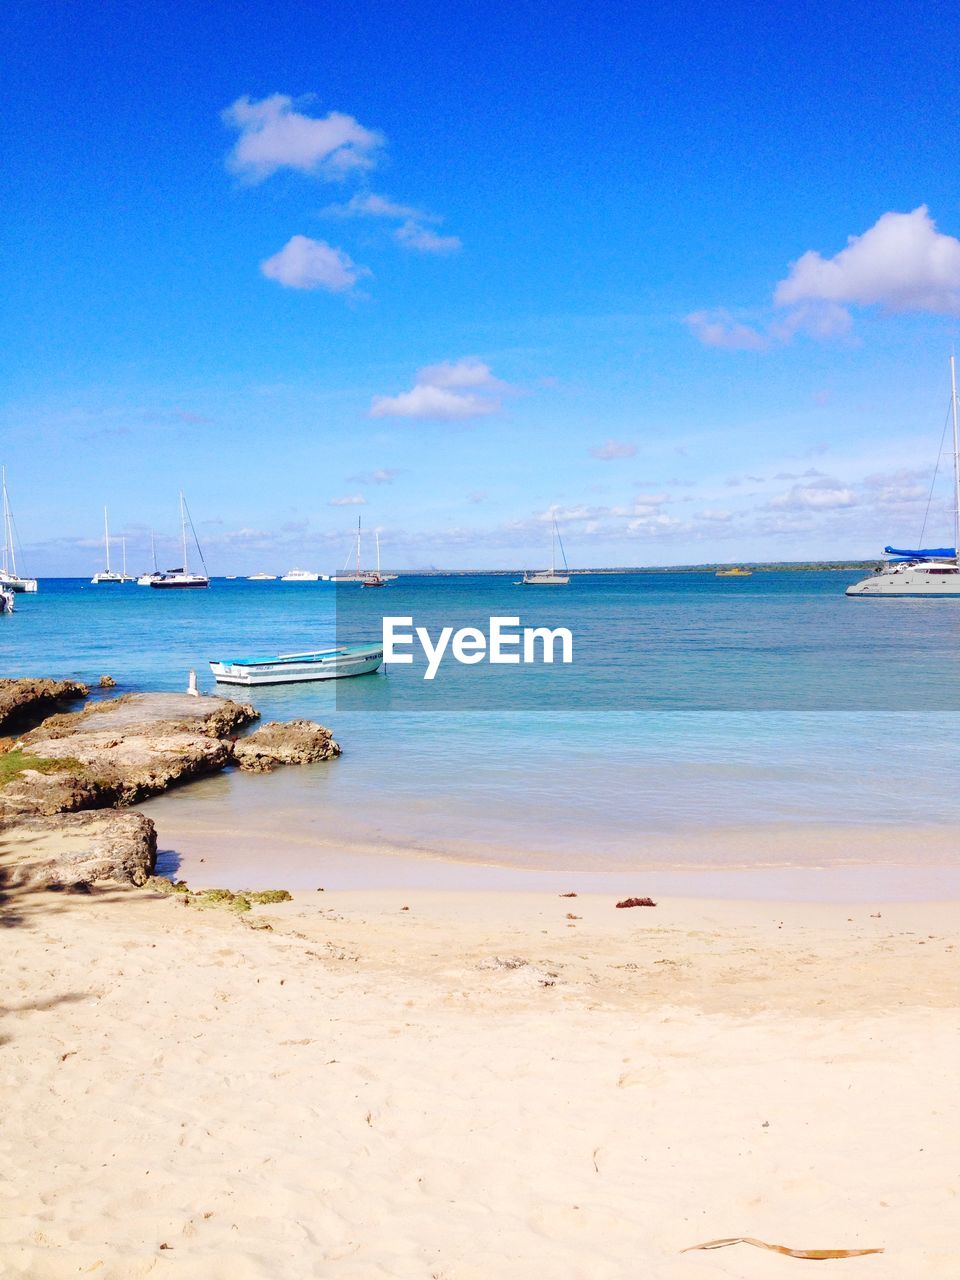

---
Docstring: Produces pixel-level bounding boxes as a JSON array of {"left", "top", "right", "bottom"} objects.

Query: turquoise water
[{"left": 4, "top": 573, "right": 960, "bottom": 876}]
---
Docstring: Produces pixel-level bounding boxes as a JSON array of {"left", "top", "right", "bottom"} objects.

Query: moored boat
[
  {"left": 281, "top": 568, "right": 321, "bottom": 582},
  {"left": 210, "top": 643, "right": 384, "bottom": 685},
  {"left": 847, "top": 357, "right": 960, "bottom": 598},
  {"left": 0, "top": 587, "right": 14, "bottom": 614},
  {"left": 518, "top": 517, "right": 570, "bottom": 585},
  {"left": 150, "top": 492, "right": 210, "bottom": 589},
  {"left": 0, "top": 467, "right": 38, "bottom": 593}
]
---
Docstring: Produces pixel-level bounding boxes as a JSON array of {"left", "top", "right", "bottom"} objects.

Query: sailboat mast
[
  {"left": 151, "top": 531, "right": 157, "bottom": 571},
  {"left": 356, "top": 517, "right": 362, "bottom": 578},
  {"left": 952, "top": 355, "right": 960, "bottom": 562},
  {"left": 122, "top": 537, "right": 127, "bottom": 580},
  {"left": 551, "top": 520, "right": 557, "bottom": 575},
  {"left": 376, "top": 530, "right": 381, "bottom": 575},
  {"left": 104, "top": 507, "right": 111, "bottom": 573},
  {"left": 180, "top": 491, "right": 189, "bottom": 574},
  {"left": 1, "top": 467, "right": 11, "bottom": 576}
]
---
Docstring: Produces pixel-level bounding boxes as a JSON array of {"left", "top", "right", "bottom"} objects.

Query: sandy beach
[{"left": 3, "top": 880, "right": 958, "bottom": 1278}]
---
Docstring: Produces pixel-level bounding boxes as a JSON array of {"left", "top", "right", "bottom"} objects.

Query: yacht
[
  {"left": 0, "top": 467, "right": 38, "bottom": 593},
  {"left": 91, "top": 509, "right": 132, "bottom": 584},
  {"left": 336, "top": 517, "right": 397, "bottom": 584},
  {"left": 247, "top": 572, "right": 277, "bottom": 581},
  {"left": 518, "top": 517, "right": 570, "bottom": 585},
  {"left": 150, "top": 492, "right": 210, "bottom": 589},
  {"left": 361, "top": 532, "right": 395, "bottom": 587},
  {"left": 281, "top": 568, "right": 321, "bottom": 582},
  {"left": 847, "top": 357, "right": 960, "bottom": 598}
]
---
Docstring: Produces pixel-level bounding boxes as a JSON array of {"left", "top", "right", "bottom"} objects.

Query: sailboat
[
  {"left": 518, "top": 517, "right": 570, "bottom": 585},
  {"left": 137, "top": 532, "right": 164, "bottom": 586},
  {"left": 91, "top": 508, "right": 129, "bottom": 584},
  {"left": 361, "top": 532, "right": 394, "bottom": 587},
  {"left": 0, "top": 467, "right": 38, "bottom": 593},
  {"left": 150, "top": 492, "right": 210, "bottom": 589},
  {"left": 847, "top": 356, "right": 960, "bottom": 598}
]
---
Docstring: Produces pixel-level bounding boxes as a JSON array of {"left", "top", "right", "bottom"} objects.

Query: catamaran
[
  {"left": 0, "top": 467, "right": 38, "bottom": 593},
  {"left": 847, "top": 356, "right": 960, "bottom": 598},
  {"left": 91, "top": 509, "right": 130, "bottom": 584},
  {"left": 210, "top": 643, "right": 383, "bottom": 685},
  {"left": 281, "top": 568, "right": 323, "bottom": 582},
  {"left": 150, "top": 492, "right": 210, "bottom": 589},
  {"left": 518, "top": 517, "right": 570, "bottom": 585}
]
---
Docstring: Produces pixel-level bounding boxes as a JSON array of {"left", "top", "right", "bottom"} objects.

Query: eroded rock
[
  {"left": 1, "top": 810, "right": 157, "bottom": 888},
  {"left": 0, "top": 678, "right": 89, "bottom": 734},
  {"left": 2, "top": 693, "right": 259, "bottom": 817},
  {"left": 232, "top": 720, "right": 341, "bottom": 772}
]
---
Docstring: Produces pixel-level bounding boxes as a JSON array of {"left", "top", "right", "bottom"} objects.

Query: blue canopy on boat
[{"left": 883, "top": 546, "right": 956, "bottom": 558}]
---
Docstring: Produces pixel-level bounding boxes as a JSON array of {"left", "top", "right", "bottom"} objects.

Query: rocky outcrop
[
  {"left": 1, "top": 810, "right": 157, "bottom": 888},
  {"left": 1, "top": 693, "right": 259, "bottom": 818},
  {"left": 232, "top": 720, "right": 342, "bottom": 772},
  {"left": 0, "top": 678, "right": 89, "bottom": 734}
]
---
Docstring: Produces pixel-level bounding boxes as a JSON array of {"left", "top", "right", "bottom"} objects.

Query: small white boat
[
  {"left": 518, "top": 517, "right": 570, "bottom": 585},
  {"left": 0, "top": 587, "right": 14, "bottom": 614},
  {"left": 247, "top": 572, "right": 277, "bottom": 581},
  {"left": 210, "top": 644, "right": 383, "bottom": 685},
  {"left": 150, "top": 492, "right": 210, "bottom": 589},
  {"left": 848, "top": 356, "right": 960, "bottom": 599},
  {"left": 281, "top": 568, "right": 321, "bottom": 582},
  {"left": 1, "top": 467, "right": 38, "bottom": 593}
]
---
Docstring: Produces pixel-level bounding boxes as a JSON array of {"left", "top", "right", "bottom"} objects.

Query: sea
[{"left": 5, "top": 572, "right": 960, "bottom": 898}]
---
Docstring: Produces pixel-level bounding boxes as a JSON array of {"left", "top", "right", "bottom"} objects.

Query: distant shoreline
[{"left": 31, "top": 562, "right": 877, "bottom": 580}]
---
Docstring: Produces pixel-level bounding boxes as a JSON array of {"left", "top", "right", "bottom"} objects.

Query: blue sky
[{"left": 5, "top": 0, "right": 960, "bottom": 573}]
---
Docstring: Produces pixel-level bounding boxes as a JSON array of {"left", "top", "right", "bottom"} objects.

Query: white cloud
[
  {"left": 348, "top": 468, "right": 399, "bottom": 484},
  {"left": 260, "top": 236, "right": 367, "bottom": 292},
  {"left": 415, "top": 358, "right": 501, "bottom": 390},
  {"left": 591, "top": 439, "right": 637, "bottom": 460},
  {"left": 329, "top": 494, "right": 367, "bottom": 507},
  {"left": 688, "top": 206, "right": 960, "bottom": 352},
  {"left": 370, "top": 359, "right": 507, "bottom": 420},
  {"left": 768, "top": 477, "right": 857, "bottom": 510},
  {"left": 223, "top": 94, "right": 383, "bottom": 182},
  {"left": 685, "top": 310, "right": 767, "bottom": 351},
  {"left": 775, "top": 206, "right": 960, "bottom": 313},
  {"left": 324, "top": 193, "right": 437, "bottom": 221},
  {"left": 394, "top": 220, "right": 462, "bottom": 255},
  {"left": 370, "top": 384, "right": 498, "bottom": 420}
]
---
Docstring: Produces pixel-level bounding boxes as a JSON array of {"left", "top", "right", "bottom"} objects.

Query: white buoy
[{"left": 187, "top": 669, "right": 199, "bottom": 697}]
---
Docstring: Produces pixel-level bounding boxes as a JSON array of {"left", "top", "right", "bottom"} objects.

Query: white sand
[{"left": 2, "top": 884, "right": 958, "bottom": 1278}]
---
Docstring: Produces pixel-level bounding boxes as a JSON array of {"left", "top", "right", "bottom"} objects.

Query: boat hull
[
  {"left": 210, "top": 645, "right": 383, "bottom": 685},
  {"left": 847, "top": 568, "right": 960, "bottom": 597}
]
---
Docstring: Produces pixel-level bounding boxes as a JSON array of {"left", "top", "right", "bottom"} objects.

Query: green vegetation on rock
[{"left": 0, "top": 749, "right": 84, "bottom": 787}]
